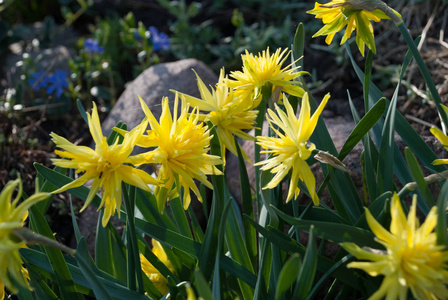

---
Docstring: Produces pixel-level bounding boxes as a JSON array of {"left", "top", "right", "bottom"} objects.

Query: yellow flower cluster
[
  {"left": 50, "top": 47, "right": 326, "bottom": 227},
  {"left": 0, "top": 178, "right": 48, "bottom": 298}
]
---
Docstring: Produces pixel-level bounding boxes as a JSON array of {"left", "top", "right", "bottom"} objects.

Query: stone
[{"left": 101, "top": 58, "right": 218, "bottom": 137}]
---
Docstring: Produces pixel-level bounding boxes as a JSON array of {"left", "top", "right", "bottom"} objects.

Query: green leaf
[
  {"left": 348, "top": 91, "right": 379, "bottom": 202},
  {"left": 306, "top": 254, "right": 354, "bottom": 300},
  {"left": 436, "top": 180, "right": 448, "bottom": 246},
  {"left": 271, "top": 206, "right": 378, "bottom": 248},
  {"left": 134, "top": 218, "right": 257, "bottom": 288},
  {"left": 76, "top": 99, "right": 88, "bottom": 125},
  {"left": 292, "top": 23, "right": 305, "bottom": 70},
  {"left": 194, "top": 269, "right": 214, "bottom": 300},
  {"left": 29, "top": 206, "right": 83, "bottom": 300},
  {"left": 338, "top": 97, "right": 386, "bottom": 161},
  {"left": 275, "top": 253, "right": 301, "bottom": 300},
  {"left": 95, "top": 210, "right": 117, "bottom": 277},
  {"left": 244, "top": 216, "right": 363, "bottom": 290},
  {"left": 364, "top": 50, "right": 373, "bottom": 111},
  {"left": 199, "top": 125, "right": 226, "bottom": 280},
  {"left": 405, "top": 147, "right": 436, "bottom": 207},
  {"left": 75, "top": 238, "right": 111, "bottom": 299},
  {"left": 225, "top": 198, "right": 255, "bottom": 299},
  {"left": 21, "top": 248, "right": 149, "bottom": 300},
  {"left": 346, "top": 43, "right": 434, "bottom": 214},
  {"left": 122, "top": 184, "right": 145, "bottom": 293},
  {"left": 170, "top": 196, "right": 193, "bottom": 238},
  {"left": 235, "top": 136, "right": 257, "bottom": 270},
  {"left": 293, "top": 226, "right": 317, "bottom": 300},
  {"left": 34, "top": 163, "right": 102, "bottom": 208}
]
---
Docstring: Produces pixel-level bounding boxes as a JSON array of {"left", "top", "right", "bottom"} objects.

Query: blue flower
[
  {"left": 46, "top": 70, "right": 68, "bottom": 98},
  {"left": 28, "top": 71, "right": 50, "bottom": 90},
  {"left": 148, "top": 26, "right": 170, "bottom": 51},
  {"left": 83, "top": 38, "right": 104, "bottom": 54}
]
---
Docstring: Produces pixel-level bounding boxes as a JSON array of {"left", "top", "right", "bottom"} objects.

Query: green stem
[
  {"left": 396, "top": 22, "right": 448, "bottom": 131},
  {"left": 14, "top": 228, "right": 76, "bottom": 256}
]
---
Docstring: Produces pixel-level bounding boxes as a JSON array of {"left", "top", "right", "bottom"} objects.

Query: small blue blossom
[
  {"left": 28, "top": 71, "right": 50, "bottom": 90},
  {"left": 46, "top": 70, "right": 69, "bottom": 98},
  {"left": 148, "top": 26, "right": 170, "bottom": 51},
  {"left": 84, "top": 38, "right": 104, "bottom": 54}
]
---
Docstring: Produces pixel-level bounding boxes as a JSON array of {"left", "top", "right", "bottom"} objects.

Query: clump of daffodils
[{"left": 343, "top": 193, "right": 448, "bottom": 299}]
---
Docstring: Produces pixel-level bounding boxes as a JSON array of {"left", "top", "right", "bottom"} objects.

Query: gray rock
[{"left": 101, "top": 58, "right": 218, "bottom": 137}]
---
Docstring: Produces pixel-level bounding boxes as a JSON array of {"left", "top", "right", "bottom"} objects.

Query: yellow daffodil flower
[
  {"left": 133, "top": 94, "right": 223, "bottom": 211},
  {"left": 0, "top": 178, "right": 48, "bottom": 296},
  {"left": 308, "top": 0, "right": 401, "bottom": 55},
  {"left": 141, "top": 240, "right": 175, "bottom": 295},
  {"left": 255, "top": 92, "right": 330, "bottom": 204},
  {"left": 227, "top": 48, "right": 306, "bottom": 109},
  {"left": 175, "top": 69, "right": 258, "bottom": 162},
  {"left": 342, "top": 193, "right": 448, "bottom": 300},
  {"left": 51, "top": 102, "right": 160, "bottom": 227}
]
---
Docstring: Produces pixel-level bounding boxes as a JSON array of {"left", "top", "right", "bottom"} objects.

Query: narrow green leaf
[
  {"left": 29, "top": 206, "right": 82, "bottom": 300},
  {"left": 271, "top": 206, "right": 378, "bottom": 248},
  {"left": 95, "top": 210, "right": 115, "bottom": 276},
  {"left": 377, "top": 88, "right": 397, "bottom": 193},
  {"left": 235, "top": 136, "right": 257, "bottom": 270},
  {"left": 292, "top": 23, "right": 305, "bottom": 70},
  {"left": 194, "top": 269, "right": 214, "bottom": 300},
  {"left": 396, "top": 24, "right": 448, "bottom": 128},
  {"left": 306, "top": 254, "right": 354, "bottom": 300},
  {"left": 225, "top": 199, "right": 255, "bottom": 299},
  {"left": 244, "top": 216, "right": 363, "bottom": 290},
  {"left": 436, "top": 180, "right": 448, "bottom": 246},
  {"left": 21, "top": 248, "right": 149, "bottom": 300},
  {"left": 346, "top": 43, "right": 446, "bottom": 177},
  {"left": 338, "top": 98, "right": 386, "bottom": 161},
  {"left": 70, "top": 198, "right": 82, "bottom": 244},
  {"left": 405, "top": 147, "right": 436, "bottom": 207},
  {"left": 348, "top": 91, "right": 379, "bottom": 202},
  {"left": 122, "top": 184, "right": 145, "bottom": 293},
  {"left": 364, "top": 50, "right": 373, "bottom": 111},
  {"left": 75, "top": 238, "right": 111, "bottom": 300},
  {"left": 107, "top": 122, "right": 126, "bottom": 146},
  {"left": 170, "top": 196, "right": 193, "bottom": 238},
  {"left": 76, "top": 99, "right": 88, "bottom": 125},
  {"left": 188, "top": 204, "right": 205, "bottom": 243},
  {"left": 212, "top": 199, "right": 232, "bottom": 300},
  {"left": 275, "top": 253, "right": 301, "bottom": 300},
  {"left": 199, "top": 125, "right": 226, "bottom": 280},
  {"left": 134, "top": 218, "right": 257, "bottom": 288},
  {"left": 294, "top": 226, "right": 317, "bottom": 300}
]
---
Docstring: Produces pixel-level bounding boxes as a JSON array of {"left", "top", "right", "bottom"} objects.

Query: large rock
[{"left": 101, "top": 58, "right": 218, "bottom": 137}]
